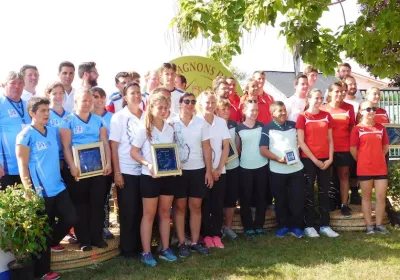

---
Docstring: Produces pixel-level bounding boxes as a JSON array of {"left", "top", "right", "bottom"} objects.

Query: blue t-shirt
[
  {"left": 48, "top": 108, "right": 70, "bottom": 159},
  {"left": 60, "top": 113, "right": 105, "bottom": 146},
  {"left": 16, "top": 125, "right": 65, "bottom": 198},
  {"left": 101, "top": 111, "right": 113, "bottom": 136},
  {"left": 0, "top": 95, "right": 31, "bottom": 175}
]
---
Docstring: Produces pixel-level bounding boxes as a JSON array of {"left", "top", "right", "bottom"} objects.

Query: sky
[{"left": 0, "top": 0, "right": 361, "bottom": 94}]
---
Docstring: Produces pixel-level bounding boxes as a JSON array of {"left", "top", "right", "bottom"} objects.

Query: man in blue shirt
[{"left": 0, "top": 71, "right": 31, "bottom": 190}]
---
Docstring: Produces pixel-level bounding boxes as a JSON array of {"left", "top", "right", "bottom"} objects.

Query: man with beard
[
  {"left": 20, "top": 65, "right": 40, "bottom": 101},
  {"left": 58, "top": 61, "right": 76, "bottom": 112},
  {"left": 77, "top": 62, "right": 99, "bottom": 90}
]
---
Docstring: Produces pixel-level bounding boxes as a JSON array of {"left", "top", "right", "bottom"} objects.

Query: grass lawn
[{"left": 62, "top": 227, "right": 400, "bottom": 280}]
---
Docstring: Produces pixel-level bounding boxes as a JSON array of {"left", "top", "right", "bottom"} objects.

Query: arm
[
  {"left": 321, "top": 128, "right": 334, "bottom": 170},
  {"left": 383, "top": 144, "right": 389, "bottom": 155},
  {"left": 350, "top": 146, "right": 358, "bottom": 161},
  {"left": 16, "top": 145, "right": 33, "bottom": 196},
  {"left": 110, "top": 140, "right": 124, "bottom": 188},
  {"left": 260, "top": 146, "right": 286, "bottom": 163},
  {"left": 235, "top": 134, "right": 241, "bottom": 155},
  {"left": 214, "top": 139, "right": 230, "bottom": 180},
  {"left": 297, "top": 129, "right": 324, "bottom": 168},
  {"left": 59, "top": 128, "right": 80, "bottom": 180},
  {"left": 100, "top": 127, "right": 112, "bottom": 175},
  {"left": 202, "top": 140, "right": 214, "bottom": 188},
  {"left": 130, "top": 145, "right": 157, "bottom": 178}
]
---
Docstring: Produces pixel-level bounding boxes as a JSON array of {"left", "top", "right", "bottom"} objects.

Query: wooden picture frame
[
  {"left": 72, "top": 142, "right": 106, "bottom": 179},
  {"left": 226, "top": 140, "right": 238, "bottom": 164},
  {"left": 150, "top": 143, "right": 182, "bottom": 177},
  {"left": 384, "top": 123, "right": 400, "bottom": 148}
]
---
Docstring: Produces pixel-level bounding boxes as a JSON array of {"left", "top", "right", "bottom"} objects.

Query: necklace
[{"left": 273, "top": 120, "right": 286, "bottom": 131}]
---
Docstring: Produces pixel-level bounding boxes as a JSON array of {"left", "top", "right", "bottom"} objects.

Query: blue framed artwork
[
  {"left": 72, "top": 142, "right": 106, "bottom": 179},
  {"left": 226, "top": 140, "right": 238, "bottom": 164},
  {"left": 384, "top": 124, "right": 400, "bottom": 147},
  {"left": 150, "top": 143, "right": 182, "bottom": 177}
]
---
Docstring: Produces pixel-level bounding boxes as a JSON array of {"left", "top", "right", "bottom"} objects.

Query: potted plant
[
  {"left": 0, "top": 185, "right": 51, "bottom": 280},
  {"left": 387, "top": 161, "right": 400, "bottom": 225}
]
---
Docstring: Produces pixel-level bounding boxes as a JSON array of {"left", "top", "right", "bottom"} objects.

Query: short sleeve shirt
[
  {"left": 63, "top": 88, "right": 76, "bottom": 113},
  {"left": 48, "top": 108, "right": 70, "bottom": 159},
  {"left": 226, "top": 120, "right": 240, "bottom": 170},
  {"left": 374, "top": 108, "right": 390, "bottom": 124},
  {"left": 284, "top": 95, "right": 306, "bottom": 122},
  {"left": 170, "top": 88, "right": 184, "bottom": 115},
  {"left": 101, "top": 111, "right": 114, "bottom": 136}
]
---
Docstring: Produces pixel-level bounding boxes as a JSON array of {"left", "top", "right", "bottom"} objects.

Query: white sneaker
[
  {"left": 304, "top": 227, "right": 320, "bottom": 238},
  {"left": 319, "top": 226, "right": 339, "bottom": 238}
]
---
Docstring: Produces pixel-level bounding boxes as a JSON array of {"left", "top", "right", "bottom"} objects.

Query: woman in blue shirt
[
  {"left": 16, "top": 97, "right": 76, "bottom": 280},
  {"left": 60, "top": 89, "right": 112, "bottom": 251}
]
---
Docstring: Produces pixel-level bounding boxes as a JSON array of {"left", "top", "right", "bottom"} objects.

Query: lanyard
[{"left": 7, "top": 97, "right": 26, "bottom": 124}]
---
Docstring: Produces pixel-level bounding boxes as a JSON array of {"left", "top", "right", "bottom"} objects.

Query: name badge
[
  {"left": 73, "top": 126, "right": 83, "bottom": 134},
  {"left": 8, "top": 109, "right": 18, "bottom": 118},
  {"left": 50, "top": 119, "right": 59, "bottom": 126},
  {"left": 36, "top": 142, "right": 47, "bottom": 151}
]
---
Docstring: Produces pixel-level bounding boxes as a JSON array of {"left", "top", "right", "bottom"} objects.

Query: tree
[{"left": 171, "top": 0, "right": 400, "bottom": 79}]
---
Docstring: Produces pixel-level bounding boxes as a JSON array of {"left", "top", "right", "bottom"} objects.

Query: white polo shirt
[
  {"left": 199, "top": 115, "right": 231, "bottom": 174},
  {"left": 132, "top": 121, "right": 174, "bottom": 176},
  {"left": 284, "top": 94, "right": 306, "bottom": 122},
  {"left": 63, "top": 88, "right": 76, "bottom": 112},
  {"left": 21, "top": 89, "right": 36, "bottom": 101},
  {"left": 170, "top": 115, "right": 210, "bottom": 170},
  {"left": 109, "top": 107, "right": 144, "bottom": 176}
]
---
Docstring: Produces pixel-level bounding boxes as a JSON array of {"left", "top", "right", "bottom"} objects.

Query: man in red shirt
[
  {"left": 252, "top": 71, "right": 275, "bottom": 124},
  {"left": 226, "top": 77, "right": 242, "bottom": 122}
]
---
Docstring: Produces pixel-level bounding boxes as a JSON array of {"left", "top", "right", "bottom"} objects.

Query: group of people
[{"left": 0, "top": 61, "right": 391, "bottom": 279}]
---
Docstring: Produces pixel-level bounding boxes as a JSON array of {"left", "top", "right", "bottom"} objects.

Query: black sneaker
[
  {"left": 80, "top": 244, "right": 92, "bottom": 251},
  {"left": 91, "top": 240, "right": 108, "bottom": 248},
  {"left": 341, "top": 205, "right": 352, "bottom": 217},
  {"left": 349, "top": 193, "right": 362, "bottom": 205},
  {"left": 177, "top": 243, "right": 191, "bottom": 258},
  {"left": 190, "top": 243, "right": 210, "bottom": 255}
]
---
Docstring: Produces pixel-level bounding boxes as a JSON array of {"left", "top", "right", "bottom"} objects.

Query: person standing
[
  {"left": 77, "top": 62, "right": 99, "bottom": 90},
  {"left": 160, "top": 63, "right": 182, "bottom": 115},
  {"left": 106, "top": 72, "right": 132, "bottom": 113},
  {"left": 20, "top": 65, "right": 39, "bottom": 101},
  {"left": 58, "top": 61, "right": 76, "bottom": 112},
  {"left": 303, "top": 65, "right": 318, "bottom": 89},
  {"left": 365, "top": 87, "right": 390, "bottom": 124},
  {"left": 252, "top": 71, "right": 275, "bottom": 124},
  {"left": 284, "top": 74, "right": 309, "bottom": 122}
]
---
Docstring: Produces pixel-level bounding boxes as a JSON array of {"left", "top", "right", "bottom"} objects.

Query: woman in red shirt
[
  {"left": 350, "top": 101, "right": 389, "bottom": 234},
  {"left": 365, "top": 87, "right": 390, "bottom": 124},
  {"left": 320, "top": 82, "right": 355, "bottom": 217}
]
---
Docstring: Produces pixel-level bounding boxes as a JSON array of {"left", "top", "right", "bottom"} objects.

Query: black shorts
[
  {"left": 224, "top": 167, "right": 239, "bottom": 208},
  {"left": 140, "top": 175, "right": 176, "bottom": 198},
  {"left": 358, "top": 175, "right": 388, "bottom": 181},
  {"left": 350, "top": 160, "right": 357, "bottom": 178},
  {"left": 175, "top": 168, "right": 208, "bottom": 199},
  {"left": 334, "top": 152, "right": 354, "bottom": 167}
]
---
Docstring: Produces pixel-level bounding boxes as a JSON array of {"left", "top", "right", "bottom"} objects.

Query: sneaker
[
  {"left": 319, "top": 226, "right": 339, "bottom": 238},
  {"left": 177, "top": 243, "right": 191, "bottom": 258},
  {"left": 41, "top": 271, "right": 60, "bottom": 280},
  {"left": 276, "top": 227, "right": 289, "bottom": 238},
  {"left": 375, "top": 225, "right": 390, "bottom": 234},
  {"left": 190, "top": 243, "right": 210, "bottom": 255},
  {"left": 67, "top": 232, "right": 78, "bottom": 244},
  {"left": 212, "top": 236, "right": 224, "bottom": 249},
  {"left": 50, "top": 244, "right": 65, "bottom": 252},
  {"left": 91, "top": 240, "right": 108, "bottom": 248},
  {"left": 366, "top": 225, "right": 375, "bottom": 234},
  {"left": 80, "top": 244, "right": 92, "bottom": 251},
  {"left": 159, "top": 248, "right": 178, "bottom": 262},
  {"left": 203, "top": 236, "right": 215, "bottom": 248},
  {"left": 304, "top": 227, "right": 320, "bottom": 238},
  {"left": 244, "top": 230, "right": 255, "bottom": 241},
  {"left": 103, "top": 228, "right": 115, "bottom": 239},
  {"left": 255, "top": 228, "right": 265, "bottom": 236},
  {"left": 289, "top": 228, "right": 304, "bottom": 238},
  {"left": 222, "top": 226, "right": 238, "bottom": 240},
  {"left": 341, "top": 205, "right": 352, "bottom": 217},
  {"left": 349, "top": 192, "right": 362, "bottom": 205},
  {"left": 141, "top": 252, "right": 157, "bottom": 267}
]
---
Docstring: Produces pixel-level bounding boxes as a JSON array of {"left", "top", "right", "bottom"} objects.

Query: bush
[
  {"left": 0, "top": 185, "right": 51, "bottom": 266},
  {"left": 388, "top": 161, "right": 400, "bottom": 210}
]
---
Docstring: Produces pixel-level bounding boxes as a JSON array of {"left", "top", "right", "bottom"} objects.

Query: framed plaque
[
  {"left": 150, "top": 143, "right": 182, "bottom": 177},
  {"left": 72, "top": 142, "right": 106, "bottom": 179},
  {"left": 284, "top": 148, "right": 300, "bottom": 165},
  {"left": 226, "top": 140, "right": 238, "bottom": 164},
  {"left": 383, "top": 124, "right": 400, "bottom": 148}
]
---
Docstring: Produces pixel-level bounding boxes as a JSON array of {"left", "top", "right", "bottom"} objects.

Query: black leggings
[{"left": 302, "top": 158, "right": 331, "bottom": 227}]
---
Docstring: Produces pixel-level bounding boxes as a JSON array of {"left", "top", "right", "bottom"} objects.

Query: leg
[
  {"left": 188, "top": 197, "right": 202, "bottom": 243},
  {"left": 141, "top": 197, "right": 158, "bottom": 253},
  {"left": 253, "top": 166, "right": 267, "bottom": 230},
  {"left": 239, "top": 168, "right": 255, "bottom": 231},
  {"left": 269, "top": 172, "right": 289, "bottom": 229},
  {"left": 288, "top": 170, "right": 305, "bottom": 229},
  {"left": 158, "top": 195, "right": 174, "bottom": 250},
  {"left": 338, "top": 166, "right": 350, "bottom": 205},
  {"left": 103, "top": 175, "right": 113, "bottom": 229},
  {"left": 209, "top": 174, "right": 226, "bottom": 237},
  {"left": 317, "top": 165, "right": 332, "bottom": 227},
  {"left": 201, "top": 188, "right": 212, "bottom": 237},
  {"left": 52, "top": 189, "right": 77, "bottom": 245},
  {"left": 224, "top": 168, "right": 239, "bottom": 228},
  {"left": 374, "top": 179, "right": 388, "bottom": 225},
  {"left": 89, "top": 176, "right": 107, "bottom": 244},
  {"left": 0, "top": 175, "right": 21, "bottom": 191},
  {"left": 303, "top": 159, "right": 318, "bottom": 228},
  {"left": 173, "top": 198, "right": 187, "bottom": 245},
  {"left": 360, "top": 180, "right": 374, "bottom": 226}
]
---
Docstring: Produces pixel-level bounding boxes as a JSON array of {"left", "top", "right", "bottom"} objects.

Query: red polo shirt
[
  {"left": 257, "top": 92, "right": 275, "bottom": 125},
  {"left": 228, "top": 93, "right": 242, "bottom": 122}
]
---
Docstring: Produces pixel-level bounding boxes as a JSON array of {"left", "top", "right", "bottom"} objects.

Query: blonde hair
[
  {"left": 74, "top": 89, "right": 92, "bottom": 110},
  {"left": 196, "top": 91, "right": 216, "bottom": 114},
  {"left": 44, "top": 81, "right": 65, "bottom": 98},
  {"left": 216, "top": 98, "right": 231, "bottom": 110},
  {"left": 366, "top": 87, "right": 380, "bottom": 100},
  {"left": 356, "top": 100, "right": 374, "bottom": 124},
  {"left": 144, "top": 93, "right": 169, "bottom": 141}
]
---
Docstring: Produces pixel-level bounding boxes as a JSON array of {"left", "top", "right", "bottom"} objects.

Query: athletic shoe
[
  {"left": 304, "top": 227, "right": 320, "bottom": 238},
  {"left": 50, "top": 245, "right": 65, "bottom": 252},
  {"left": 244, "top": 230, "right": 256, "bottom": 241},
  {"left": 275, "top": 227, "right": 289, "bottom": 238},
  {"left": 255, "top": 228, "right": 265, "bottom": 236},
  {"left": 91, "top": 240, "right": 108, "bottom": 248},
  {"left": 67, "top": 231, "right": 78, "bottom": 244},
  {"left": 222, "top": 226, "right": 238, "bottom": 240},
  {"left": 349, "top": 192, "right": 362, "bottom": 205},
  {"left": 177, "top": 243, "right": 191, "bottom": 258},
  {"left": 41, "top": 271, "right": 60, "bottom": 280},
  {"left": 289, "top": 228, "right": 304, "bottom": 238},
  {"left": 341, "top": 205, "right": 352, "bottom": 217},
  {"left": 319, "top": 226, "right": 339, "bottom": 238},
  {"left": 190, "top": 243, "right": 210, "bottom": 255},
  {"left": 80, "top": 244, "right": 92, "bottom": 251},
  {"left": 159, "top": 248, "right": 178, "bottom": 262},
  {"left": 212, "top": 236, "right": 224, "bottom": 248},
  {"left": 141, "top": 252, "right": 157, "bottom": 267},
  {"left": 366, "top": 225, "right": 375, "bottom": 234},
  {"left": 204, "top": 236, "right": 215, "bottom": 248},
  {"left": 103, "top": 228, "right": 115, "bottom": 239},
  {"left": 375, "top": 225, "right": 390, "bottom": 234}
]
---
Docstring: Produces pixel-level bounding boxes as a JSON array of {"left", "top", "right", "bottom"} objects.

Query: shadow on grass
[{"left": 62, "top": 227, "right": 400, "bottom": 280}]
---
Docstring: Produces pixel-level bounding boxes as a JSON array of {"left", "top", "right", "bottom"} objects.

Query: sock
[{"left": 350, "top": 186, "right": 358, "bottom": 195}]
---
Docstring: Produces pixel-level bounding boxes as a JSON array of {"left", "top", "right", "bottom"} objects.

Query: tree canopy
[{"left": 171, "top": 0, "right": 400, "bottom": 80}]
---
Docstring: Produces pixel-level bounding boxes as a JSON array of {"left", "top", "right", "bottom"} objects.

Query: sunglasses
[
  {"left": 247, "top": 100, "right": 257, "bottom": 104},
  {"left": 361, "top": 107, "right": 377, "bottom": 112},
  {"left": 181, "top": 99, "right": 196, "bottom": 105}
]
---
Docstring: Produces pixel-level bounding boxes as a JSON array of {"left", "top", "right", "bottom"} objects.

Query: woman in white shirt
[
  {"left": 130, "top": 93, "right": 178, "bottom": 266},
  {"left": 109, "top": 82, "right": 144, "bottom": 258},
  {"left": 196, "top": 91, "right": 231, "bottom": 249}
]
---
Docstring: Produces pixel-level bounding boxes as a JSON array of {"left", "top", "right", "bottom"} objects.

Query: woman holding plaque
[
  {"left": 296, "top": 89, "right": 339, "bottom": 238},
  {"left": 60, "top": 89, "right": 112, "bottom": 251},
  {"left": 196, "top": 91, "right": 231, "bottom": 249},
  {"left": 350, "top": 101, "right": 389, "bottom": 234},
  {"left": 130, "top": 93, "right": 178, "bottom": 266},
  {"left": 171, "top": 92, "right": 213, "bottom": 257},
  {"left": 235, "top": 101, "right": 268, "bottom": 239},
  {"left": 110, "top": 82, "right": 144, "bottom": 258}
]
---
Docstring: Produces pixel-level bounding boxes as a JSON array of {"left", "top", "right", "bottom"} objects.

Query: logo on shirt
[
  {"left": 73, "top": 126, "right": 84, "bottom": 134},
  {"left": 8, "top": 109, "right": 18, "bottom": 118},
  {"left": 50, "top": 119, "right": 59, "bottom": 126},
  {"left": 376, "top": 134, "right": 382, "bottom": 139},
  {"left": 36, "top": 142, "right": 47, "bottom": 151}
]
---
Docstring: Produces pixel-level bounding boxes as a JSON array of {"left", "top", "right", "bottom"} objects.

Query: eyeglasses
[
  {"left": 247, "top": 100, "right": 257, "bottom": 104},
  {"left": 181, "top": 99, "right": 196, "bottom": 105},
  {"left": 361, "top": 107, "right": 377, "bottom": 112}
]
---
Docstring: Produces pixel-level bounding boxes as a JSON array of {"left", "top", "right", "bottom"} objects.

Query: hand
[
  {"left": 0, "top": 164, "right": 4, "bottom": 179},
  {"left": 148, "top": 164, "right": 159, "bottom": 179},
  {"left": 321, "top": 159, "right": 333, "bottom": 170},
  {"left": 104, "top": 163, "right": 112, "bottom": 176},
  {"left": 212, "top": 168, "right": 221, "bottom": 181},
  {"left": 314, "top": 160, "right": 325, "bottom": 169},
  {"left": 114, "top": 173, "right": 124, "bottom": 189},
  {"left": 277, "top": 157, "right": 287, "bottom": 164},
  {"left": 70, "top": 165, "right": 80, "bottom": 182},
  {"left": 205, "top": 171, "right": 214, "bottom": 189}
]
